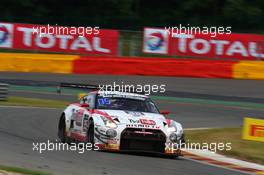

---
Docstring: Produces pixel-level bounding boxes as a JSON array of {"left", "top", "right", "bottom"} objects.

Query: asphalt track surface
[
  {"left": 1, "top": 72, "right": 263, "bottom": 175},
  {"left": 1, "top": 72, "right": 264, "bottom": 101},
  {"left": 0, "top": 106, "right": 249, "bottom": 175}
]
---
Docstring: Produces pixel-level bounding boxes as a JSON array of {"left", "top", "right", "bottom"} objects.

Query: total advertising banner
[
  {"left": 0, "top": 22, "right": 119, "bottom": 55},
  {"left": 143, "top": 27, "right": 264, "bottom": 60}
]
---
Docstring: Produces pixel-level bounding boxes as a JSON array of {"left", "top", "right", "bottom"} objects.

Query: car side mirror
[
  {"left": 160, "top": 110, "right": 170, "bottom": 115},
  {"left": 80, "top": 103, "right": 89, "bottom": 108}
]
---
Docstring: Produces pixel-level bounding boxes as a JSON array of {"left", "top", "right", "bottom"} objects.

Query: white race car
[{"left": 58, "top": 90, "right": 184, "bottom": 157}]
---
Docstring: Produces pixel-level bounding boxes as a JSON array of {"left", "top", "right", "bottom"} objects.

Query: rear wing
[
  {"left": 60, "top": 83, "right": 98, "bottom": 90},
  {"left": 58, "top": 83, "right": 100, "bottom": 99},
  {"left": 57, "top": 83, "right": 98, "bottom": 94},
  {"left": 57, "top": 82, "right": 146, "bottom": 95}
]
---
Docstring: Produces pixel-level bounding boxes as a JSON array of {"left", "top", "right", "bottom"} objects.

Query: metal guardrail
[{"left": 0, "top": 83, "right": 9, "bottom": 101}]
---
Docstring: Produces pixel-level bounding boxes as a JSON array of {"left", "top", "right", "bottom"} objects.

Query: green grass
[
  {"left": 10, "top": 84, "right": 264, "bottom": 110},
  {"left": 185, "top": 128, "right": 264, "bottom": 165},
  {"left": 0, "top": 165, "right": 51, "bottom": 175},
  {"left": 0, "top": 96, "right": 69, "bottom": 108},
  {"left": 152, "top": 96, "right": 264, "bottom": 109}
]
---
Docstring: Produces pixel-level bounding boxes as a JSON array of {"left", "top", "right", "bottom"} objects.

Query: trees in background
[{"left": 1, "top": 0, "right": 263, "bottom": 32}]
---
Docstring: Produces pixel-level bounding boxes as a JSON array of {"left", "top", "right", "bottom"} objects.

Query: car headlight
[
  {"left": 167, "top": 126, "right": 177, "bottom": 132},
  {"left": 106, "top": 129, "right": 117, "bottom": 138},
  {"left": 167, "top": 120, "right": 178, "bottom": 132},
  {"left": 100, "top": 116, "right": 117, "bottom": 129},
  {"left": 167, "top": 120, "right": 184, "bottom": 137}
]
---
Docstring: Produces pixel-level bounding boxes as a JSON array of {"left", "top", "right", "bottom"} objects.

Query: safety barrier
[
  {"left": 0, "top": 53, "right": 78, "bottom": 74},
  {"left": 233, "top": 61, "right": 264, "bottom": 80},
  {"left": 0, "top": 83, "right": 9, "bottom": 101},
  {"left": 0, "top": 53, "right": 264, "bottom": 80},
  {"left": 73, "top": 56, "right": 236, "bottom": 78}
]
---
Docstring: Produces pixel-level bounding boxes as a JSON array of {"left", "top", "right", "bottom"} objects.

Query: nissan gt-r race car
[{"left": 58, "top": 89, "right": 184, "bottom": 157}]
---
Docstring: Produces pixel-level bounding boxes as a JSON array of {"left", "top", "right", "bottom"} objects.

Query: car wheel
[
  {"left": 58, "top": 116, "right": 67, "bottom": 143},
  {"left": 86, "top": 119, "right": 95, "bottom": 148},
  {"left": 58, "top": 115, "right": 71, "bottom": 144}
]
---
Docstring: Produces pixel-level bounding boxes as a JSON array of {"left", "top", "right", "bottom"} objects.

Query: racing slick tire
[
  {"left": 58, "top": 114, "right": 70, "bottom": 143},
  {"left": 86, "top": 119, "right": 95, "bottom": 149}
]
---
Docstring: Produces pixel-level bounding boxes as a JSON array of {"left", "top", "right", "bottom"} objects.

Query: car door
[{"left": 74, "top": 94, "right": 95, "bottom": 132}]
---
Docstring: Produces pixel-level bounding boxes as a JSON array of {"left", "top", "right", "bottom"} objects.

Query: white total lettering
[
  {"left": 226, "top": 41, "right": 248, "bottom": 57},
  {"left": 35, "top": 34, "right": 55, "bottom": 48},
  {"left": 249, "top": 42, "right": 264, "bottom": 58},
  {"left": 173, "top": 34, "right": 194, "bottom": 53},
  {"left": 17, "top": 27, "right": 33, "bottom": 47},
  {"left": 93, "top": 37, "right": 110, "bottom": 53},
  {"left": 56, "top": 35, "right": 73, "bottom": 49},
  {"left": 190, "top": 39, "right": 210, "bottom": 54},
  {"left": 210, "top": 40, "right": 229, "bottom": 56},
  {"left": 70, "top": 37, "right": 92, "bottom": 51}
]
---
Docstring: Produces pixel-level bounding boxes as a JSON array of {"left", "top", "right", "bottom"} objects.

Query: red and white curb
[{"left": 182, "top": 149, "right": 264, "bottom": 174}]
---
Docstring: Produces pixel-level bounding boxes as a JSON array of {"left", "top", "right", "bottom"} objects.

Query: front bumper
[{"left": 95, "top": 127, "right": 181, "bottom": 155}]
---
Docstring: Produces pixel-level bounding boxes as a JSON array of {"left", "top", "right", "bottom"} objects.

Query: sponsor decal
[
  {"left": 139, "top": 119, "right": 156, "bottom": 125},
  {"left": 143, "top": 27, "right": 264, "bottom": 60},
  {"left": 127, "top": 119, "right": 159, "bottom": 129},
  {"left": 134, "top": 130, "right": 153, "bottom": 135},
  {"left": 107, "top": 138, "right": 118, "bottom": 144},
  {"left": 250, "top": 125, "right": 264, "bottom": 137},
  {"left": 0, "top": 23, "right": 13, "bottom": 48},
  {"left": 125, "top": 111, "right": 144, "bottom": 116},
  {"left": 0, "top": 22, "right": 118, "bottom": 55},
  {"left": 82, "top": 114, "right": 89, "bottom": 131},
  {"left": 143, "top": 28, "right": 168, "bottom": 54},
  {"left": 99, "top": 92, "right": 146, "bottom": 101},
  {"left": 75, "top": 109, "right": 84, "bottom": 126},
  {"left": 243, "top": 117, "right": 264, "bottom": 142}
]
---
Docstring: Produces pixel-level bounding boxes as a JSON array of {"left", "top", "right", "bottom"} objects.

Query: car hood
[{"left": 97, "top": 109, "right": 167, "bottom": 126}]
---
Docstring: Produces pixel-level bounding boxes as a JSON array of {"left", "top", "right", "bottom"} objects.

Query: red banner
[
  {"left": 0, "top": 23, "right": 119, "bottom": 55},
  {"left": 143, "top": 27, "right": 264, "bottom": 60}
]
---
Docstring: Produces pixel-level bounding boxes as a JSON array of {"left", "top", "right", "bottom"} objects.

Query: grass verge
[
  {"left": 185, "top": 128, "right": 264, "bottom": 165},
  {"left": 0, "top": 96, "right": 69, "bottom": 108},
  {"left": 0, "top": 165, "right": 51, "bottom": 175}
]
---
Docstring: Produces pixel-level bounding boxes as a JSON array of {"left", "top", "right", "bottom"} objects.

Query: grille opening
[{"left": 120, "top": 128, "right": 166, "bottom": 153}]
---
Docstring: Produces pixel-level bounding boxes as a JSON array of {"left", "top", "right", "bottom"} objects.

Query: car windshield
[{"left": 96, "top": 96, "right": 159, "bottom": 113}]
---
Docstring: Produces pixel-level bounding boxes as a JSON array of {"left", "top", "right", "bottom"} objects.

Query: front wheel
[
  {"left": 58, "top": 115, "right": 71, "bottom": 143},
  {"left": 58, "top": 117, "right": 67, "bottom": 142},
  {"left": 86, "top": 119, "right": 95, "bottom": 149}
]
